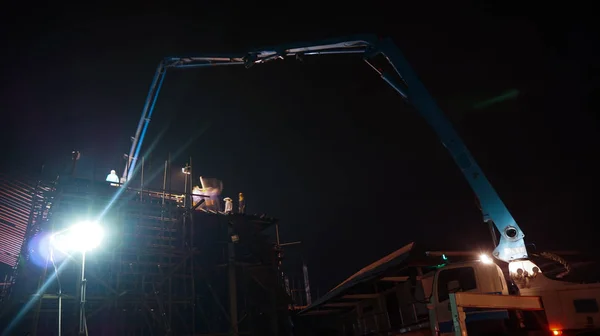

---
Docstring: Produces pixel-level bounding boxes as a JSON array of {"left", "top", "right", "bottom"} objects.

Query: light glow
[
  {"left": 508, "top": 259, "right": 541, "bottom": 278},
  {"left": 479, "top": 254, "right": 493, "bottom": 264},
  {"left": 51, "top": 221, "right": 104, "bottom": 252}
]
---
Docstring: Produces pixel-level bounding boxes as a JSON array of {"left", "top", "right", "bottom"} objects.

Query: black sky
[{"left": 1, "top": 3, "right": 598, "bottom": 291}]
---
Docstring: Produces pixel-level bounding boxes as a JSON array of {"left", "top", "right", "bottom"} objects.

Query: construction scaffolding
[
  {"left": 0, "top": 173, "right": 53, "bottom": 269},
  {"left": 0, "top": 166, "right": 293, "bottom": 335}
]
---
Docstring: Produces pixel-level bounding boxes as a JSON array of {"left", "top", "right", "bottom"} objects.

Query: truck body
[
  {"left": 299, "top": 243, "right": 547, "bottom": 335},
  {"left": 300, "top": 244, "right": 598, "bottom": 335},
  {"left": 351, "top": 259, "right": 543, "bottom": 336},
  {"left": 517, "top": 274, "right": 600, "bottom": 334}
]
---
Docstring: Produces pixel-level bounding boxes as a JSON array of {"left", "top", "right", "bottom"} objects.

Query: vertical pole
[
  {"left": 302, "top": 262, "right": 312, "bottom": 306},
  {"left": 182, "top": 162, "right": 188, "bottom": 248},
  {"left": 162, "top": 160, "right": 167, "bottom": 204},
  {"left": 228, "top": 222, "right": 239, "bottom": 336},
  {"left": 292, "top": 278, "right": 296, "bottom": 303},
  {"left": 190, "top": 157, "right": 196, "bottom": 334},
  {"left": 124, "top": 155, "right": 130, "bottom": 184},
  {"left": 449, "top": 293, "right": 467, "bottom": 336},
  {"left": 274, "top": 220, "right": 283, "bottom": 325},
  {"left": 1, "top": 274, "right": 6, "bottom": 298},
  {"left": 31, "top": 247, "right": 51, "bottom": 335},
  {"left": 29, "top": 193, "right": 52, "bottom": 336},
  {"left": 270, "top": 259, "right": 279, "bottom": 335},
  {"left": 168, "top": 153, "right": 172, "bottom": 197},
  {"left": 165, "top": 157, "right": 172, "bottom": 331},
  {"left": 58, "top": 287, "right": 62, "bottom": 336},
  {"left": 189, "top": 157, "right": 192, "bottom": 197},
  {"left": 140, "top": 156, "right": 144, "bottom": 201},
  {"left": 51, "top": 247, "right": 63, "bottom": 336},
  {"left": 184, "top": 171, "right": 188, "bottom": 208},
  {"left": 78, "top": 252, "right": 87, "bottom": 335}
]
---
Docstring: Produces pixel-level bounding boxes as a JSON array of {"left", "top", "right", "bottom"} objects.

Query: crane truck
[{"left": 122, "top": 35, "right": 600, "bottom": 335}]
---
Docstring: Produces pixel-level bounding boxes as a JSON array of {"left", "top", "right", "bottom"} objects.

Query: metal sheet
[
  {"left": 0, "top": 174, "right": 35, "bottom": 267},
  {"left": 300, "top": 242, "right": 415, "bottom": 314}
]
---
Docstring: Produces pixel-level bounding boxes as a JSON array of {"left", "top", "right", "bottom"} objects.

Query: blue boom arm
[{"left": 124, "top": 35, "right": 527, "bottom": 263}]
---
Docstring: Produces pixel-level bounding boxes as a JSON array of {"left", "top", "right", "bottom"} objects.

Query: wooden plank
[{"left": 453, "top": 292, "right": 543, "bottom": 310}]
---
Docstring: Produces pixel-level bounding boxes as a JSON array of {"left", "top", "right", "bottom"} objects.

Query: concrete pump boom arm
[{"left": 123, "top": 35, "right": 527, "bottom": 263}]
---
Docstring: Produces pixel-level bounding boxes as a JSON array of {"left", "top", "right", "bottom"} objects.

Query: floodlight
[
  {"left": 51, "top": 221, "right": 104, "bottom": 252},
  {"left": 479, "top": 254, "right": 493, "bottom": 264},
  {"left": 48, "top": 220, "right": 104, "bottom": 336}
]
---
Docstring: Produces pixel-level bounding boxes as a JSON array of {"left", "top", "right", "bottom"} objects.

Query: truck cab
[{"left": 422, "top": 259, "right": 510, "bottom": 335}]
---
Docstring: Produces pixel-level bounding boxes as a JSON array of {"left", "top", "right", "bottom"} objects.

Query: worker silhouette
[
  {"left": 224, "top": 197, "right": 233, "bottom": 214},
  {"left": 106, "top": 170, "right": 119, "bottom": 186},
  {"left": 238, "top": 192, "right": 245, "bottom": 214}
]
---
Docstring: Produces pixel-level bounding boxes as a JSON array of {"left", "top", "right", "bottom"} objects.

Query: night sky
[{"left": 1, "top": 4, "right": 597, "bottom": 292}]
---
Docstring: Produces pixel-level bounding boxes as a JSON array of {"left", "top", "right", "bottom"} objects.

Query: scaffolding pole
[{"left": 228, "top": 221, "right": 239, "bottom": 336}]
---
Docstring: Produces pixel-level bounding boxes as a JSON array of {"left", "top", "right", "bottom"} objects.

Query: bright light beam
[
  {"left": 480, "top": 254, "right": 493, "bottom": 264},
  {"left": 51, "top": 221, "right": 104, "bottom": 253},
  {"left": 0, "top": 258, "right": 70, "bottom": 336}
]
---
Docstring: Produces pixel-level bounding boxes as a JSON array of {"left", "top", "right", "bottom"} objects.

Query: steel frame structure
[{"left": 1, "top": 167, "right": 289, "bottom": 335}]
